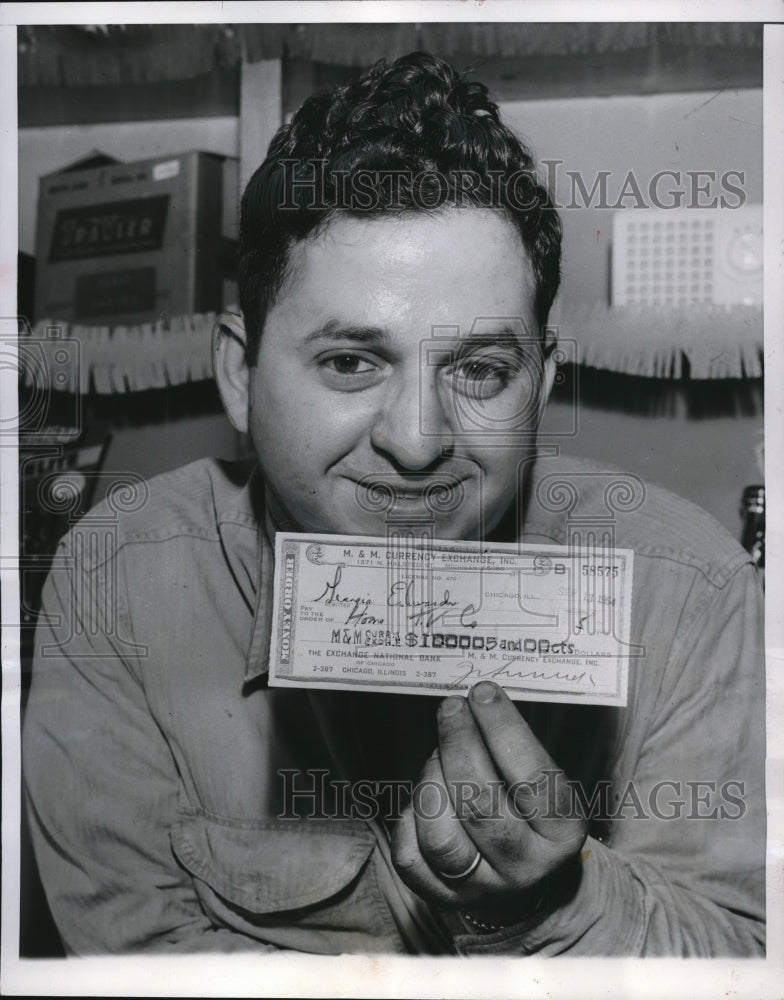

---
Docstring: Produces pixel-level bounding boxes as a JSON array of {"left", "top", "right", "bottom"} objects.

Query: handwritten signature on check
[
  {"left": 311, "top": 565, "right": 478, "bottom": 629},
  {"left": 448, "top": 659, "right": 596, "bottom": 689}
]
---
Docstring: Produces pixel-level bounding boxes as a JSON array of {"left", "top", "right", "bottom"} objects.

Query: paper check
[{"left": 269, "top": 533, "right": 634, "bottom": 707}]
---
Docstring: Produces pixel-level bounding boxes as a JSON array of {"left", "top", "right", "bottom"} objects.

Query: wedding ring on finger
[{"left": 437, "top": 851, "right": 482, "bottom": 882}]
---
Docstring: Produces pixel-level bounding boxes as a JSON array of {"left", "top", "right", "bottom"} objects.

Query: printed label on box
[
  {"left": 152, "top": 159, "right": 181, "bottom": 182},
  {"left": 48, "top": 196, "right": 170, "bottom": 262}
]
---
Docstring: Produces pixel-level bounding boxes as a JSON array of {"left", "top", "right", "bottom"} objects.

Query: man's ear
[{"left": 212, "top": 312, "right": 251, "bottom": 434}]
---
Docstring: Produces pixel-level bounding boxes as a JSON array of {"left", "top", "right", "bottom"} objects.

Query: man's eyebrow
[
  {"left": 302, "top": 320, "right": 390, "bottom": 345},
  {"left": 301, "top": 321, "right": 541, "bottom": 354},
  {"left": 449, "top": 325, "right": 541, "bottom": 357}
]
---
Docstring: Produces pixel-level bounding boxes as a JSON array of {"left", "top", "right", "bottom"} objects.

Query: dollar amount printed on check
[{"left": 269, "top": 533, "right": 635, "bottom": 707}]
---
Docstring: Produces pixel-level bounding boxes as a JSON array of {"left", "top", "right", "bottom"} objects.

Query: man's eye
[
  {"left": 325, "top": 354, "right": 376, "bottom": 375},
  {"left": 447, "top": 358, "right": 514, "bottom": 398},
  {"left": 318, "top": 352, "right": 383, "bottom": 390}
]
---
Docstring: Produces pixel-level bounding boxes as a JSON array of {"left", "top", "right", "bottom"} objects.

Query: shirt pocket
[{"left": 171, "top": 809, "right": 403, "bottom": 954}]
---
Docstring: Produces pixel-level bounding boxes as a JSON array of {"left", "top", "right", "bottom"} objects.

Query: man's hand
[{"left": 390, "top": 681, "right": 587, "bottom": 925}]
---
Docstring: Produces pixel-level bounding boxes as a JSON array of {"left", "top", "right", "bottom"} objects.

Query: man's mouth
[
  {"left": 388, "top": 488, "right": 432, "bottom": 505},
  {"left": 348, "top": 473, "right": 468, "bottom": 515}
]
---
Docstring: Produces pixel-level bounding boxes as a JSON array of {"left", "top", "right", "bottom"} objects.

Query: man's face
[{"left": 247, "top": 209, "right": 548, "bottom": 540}]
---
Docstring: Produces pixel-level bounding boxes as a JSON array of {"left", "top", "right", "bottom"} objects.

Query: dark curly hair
[{"left": 239, "top": 51, "right": 562, "bottom": 364}]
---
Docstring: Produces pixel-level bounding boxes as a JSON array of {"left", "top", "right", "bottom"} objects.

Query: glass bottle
[{"left": 740, "top": 485, "right": 765, "bottom": 569}]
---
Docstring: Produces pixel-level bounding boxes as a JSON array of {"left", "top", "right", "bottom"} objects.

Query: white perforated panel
[{"left": 611, "top": 206, "right": 762, "bottom": 307}]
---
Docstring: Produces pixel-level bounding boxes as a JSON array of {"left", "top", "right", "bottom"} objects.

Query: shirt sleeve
[
  {"left": 451, "top": 562, "right": 766, "bottom": 957},
  {"left": 23, "top": 541, "right": 278, "bottom": 955}
]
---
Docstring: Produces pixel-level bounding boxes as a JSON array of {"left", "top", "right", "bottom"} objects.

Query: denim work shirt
[{"left": 23, "top": 455, "right": 766, "bottom": 956}]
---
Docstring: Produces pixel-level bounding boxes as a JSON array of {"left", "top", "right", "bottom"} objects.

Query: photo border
[{"left": 2, "top": 3, "right": 782, "bottom": 997}]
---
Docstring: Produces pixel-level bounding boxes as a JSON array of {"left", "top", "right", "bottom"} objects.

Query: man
[{"left": 23, "top": 52, "right": 765, "bottom": 956}]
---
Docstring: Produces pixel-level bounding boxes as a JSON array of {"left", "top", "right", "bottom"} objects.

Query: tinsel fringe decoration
[
  {"left": 21, "top": 304, "right": 762, "bottom": 396},
  {"left": 18, "top": 23, "right": 762, "bottom": 86},
  {"left": 556, "top": 303, "right": 763, "bottom": 380},
  {"left": 24, "top": 313, "right": 216, "bottom": 394}
]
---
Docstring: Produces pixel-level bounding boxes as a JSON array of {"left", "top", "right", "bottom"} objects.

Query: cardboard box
[{"left": 33, "top": 150, "right": 238, "bottom": 326}]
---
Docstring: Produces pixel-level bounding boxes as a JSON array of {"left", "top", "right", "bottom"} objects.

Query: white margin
[
  {"left": 0, "top": 0, "right": 783, "bottom": 26},
  {"left": 763, "top": 16, "right": 784, "bottom": 995},
  {"left": 0, "top": 12, "right": 21, "bottom": 988}
]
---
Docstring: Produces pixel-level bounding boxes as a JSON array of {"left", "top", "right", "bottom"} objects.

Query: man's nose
[{"left": 369, "top": 368, "right": 455, "bottom": 470}]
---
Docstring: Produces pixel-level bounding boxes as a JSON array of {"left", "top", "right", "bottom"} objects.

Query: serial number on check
[{"left": 268, "top": 533, "right": 635, "bottom": 707}]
